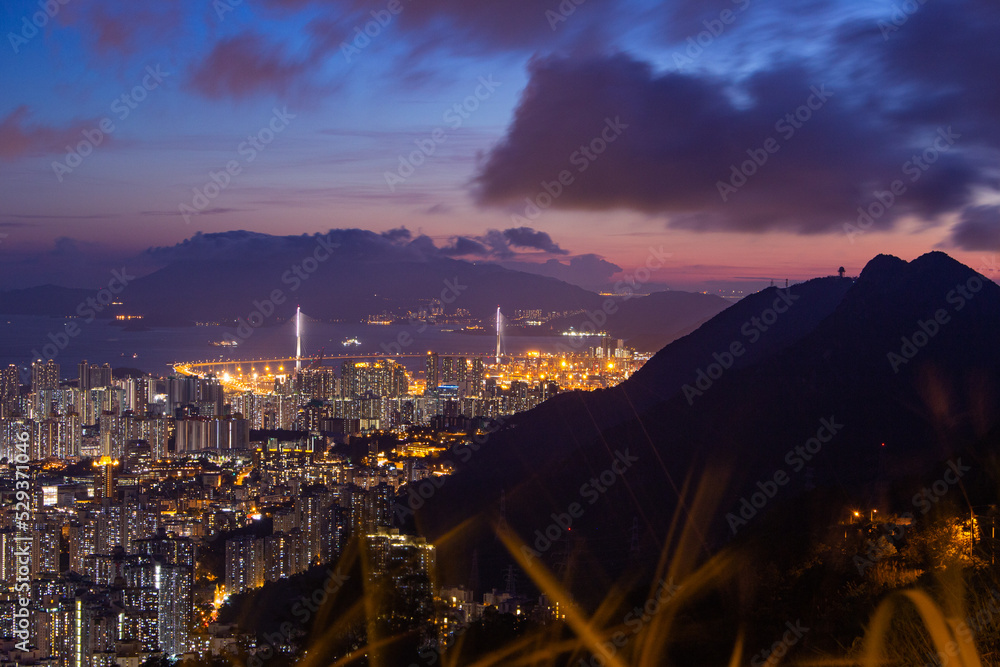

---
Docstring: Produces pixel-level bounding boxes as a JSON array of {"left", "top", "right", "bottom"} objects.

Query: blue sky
[{"left": 2, "top": 0, "right": 998, "bottom": 290}]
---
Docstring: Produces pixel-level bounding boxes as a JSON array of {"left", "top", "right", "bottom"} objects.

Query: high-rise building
[
  {"left": 31, "top": 359, "right": 59, "bottom": 391},
  {"left": 64, "top": 410, "right": 82, "bottom": 458},
  {"left": 263, "top": 532, "right": 303, "bottom": 581},
  {"left": 83, "top": 386, "right": 125, "bottom": 426},
  {"left": 225, "top": 536, "right": 264, "bottom": 595},
  {"left": 132, "top": 415, "right": 168, "bottom": 459},
  {"left": 134, "top": 536, "right": 197, "bottom": 568},
  {"left": 469, "top": 358, "right": 485, "bottom": 396},
  {"left": 93, "top": 456, "right": 118, "bottom": 501},
  {"left": 0, "top": 365, "right": 19, "bottom": 415},
  {"left": 340, "top": 360, "right": 408, "bottom": 399},
  {"left": 49, "top": 595, "right": 119, "bottom": 667},
  {"left": 166, "top": 376, "right": 223, "bottom": 415},
  {"left": 424, "top": 352, "right": 439, "bottom": 395},
  {"left": 157, "top": 563, "right": 193, "bottom": 655},
  {"left": 365, "top": 527, "right": 436, "bottom": 587},
  {"left": 32, "top": 521, "right": 61, "bottom": 577},
  {"left": 123, "top": 376, "right": 152, "bottom": 414},
  {"left": 297, "top": 367, "right": 338, "bottom": 400},
  {"left": 120, "top": 586, "right": 159, "bottom": 651},
  {"left": 121, "top": 504, "right": 158, "bottom": 552},
  {"left": 441, "top": 356, "right": 467, "bottom": 384},
  {"left": 33, "top": 417, "right": 63, "bottom": 459},
  {"left": 174, "top": 416, "right": 249, "bottom": 453},
  {"left": 79, "top": 361, "right": 113, "bottom": 392}
]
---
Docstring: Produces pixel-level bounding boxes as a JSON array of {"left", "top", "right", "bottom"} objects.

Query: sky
[{"left": 1, "top": 0, "right": 998, "bottom": 293}]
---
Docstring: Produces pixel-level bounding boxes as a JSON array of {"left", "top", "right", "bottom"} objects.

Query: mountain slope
[
  {"left": 0, "top": 255, "right": 606, "bottom": 325},
  {"left": 544, "top": 290, "right": 729, "bottom": 351},
  {"left": 416, "top": 252, "right": 1000, "bottom": 601},
  {"left": 0, "top": 284, "right": 93, "bottom": 316}
]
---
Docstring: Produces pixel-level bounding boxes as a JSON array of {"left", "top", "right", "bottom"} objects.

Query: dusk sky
[{"left": 2, "top": 0, "right": 998, "bottom": 292}]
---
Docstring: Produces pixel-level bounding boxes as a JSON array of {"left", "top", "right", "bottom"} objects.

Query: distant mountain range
[
  {"left": 415, "top": 252, "right": 1000, "bottom": 604},
  {"left": 0, "top": 257, "right": 600, "bottom": 325},
  {"left": 0, "top": 232, "right": 725, "bottom": 352}
]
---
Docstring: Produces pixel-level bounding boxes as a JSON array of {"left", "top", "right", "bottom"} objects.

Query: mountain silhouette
[
  {"left": 544, "top": 290, "right": 729, "bottom": 351},
  {"left": 415, "top": 252, "right": 1000, "bottom": 602}
]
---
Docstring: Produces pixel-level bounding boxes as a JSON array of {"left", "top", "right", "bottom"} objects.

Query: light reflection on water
[{"left": 0, "top": 315, "right": 570, "bottom": 375}]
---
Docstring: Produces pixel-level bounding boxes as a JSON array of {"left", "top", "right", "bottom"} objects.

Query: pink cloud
[
  {"left": 57, "top": 3, "right": 184, "bottom": 58},
  {"left": 0, "top": 107, "right": 106, "bottom": 160},
  {"left": 188, "top": 33, "right": 314, "bottom": 100}
]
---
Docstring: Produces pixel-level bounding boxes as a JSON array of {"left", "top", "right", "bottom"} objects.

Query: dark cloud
[
  {"left": 502, "top": 227, "right": 567, "bottom": 254},
  {"left": 442, "top": 227, "right": 568, "bottom": 258},
  {"left": 380, "top": 227, "right": 412, "bottom": 242},
  {"left": 0, "top": 107, "right": 108, "bottom": 159},
  {"left": 864, "top": 0, "right": 1000, "bottom": 146},
  {"left": 948, "top": 206, "right": 1000, "bottom": 251},
  {"left": 471, "top": 0, "right": 1000, "bottom": 236},
  {"left": 473, "top": 51, "right": 991, "bottom": 234},
  {"left": 439, "top": 236, "right": 490, "bottom": 257},
  {"left": 3, "top": 226, "right": 585, "bottom": 288},
  {"left": 141, "top": 226, "right": 564, "bottom": 266},
  {"left": 275, "top": 0, "right": 623, "bottom": 54},
  {"left": 143, "top": 229, "right": 420, "bottom": 264},
  {"left": 188, "top": 33, "right": 315, "bottom": 100},
  {"left": 501, "top": 253, "right": 622, "bottom": 290}
]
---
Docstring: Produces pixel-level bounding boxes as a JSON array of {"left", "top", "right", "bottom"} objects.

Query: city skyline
[
  {"left": 0, "top": 250, "right": 998, "bottom": 664},
  {"left": 3, "top": 0, "right": 1000, "bottom": 664}
]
